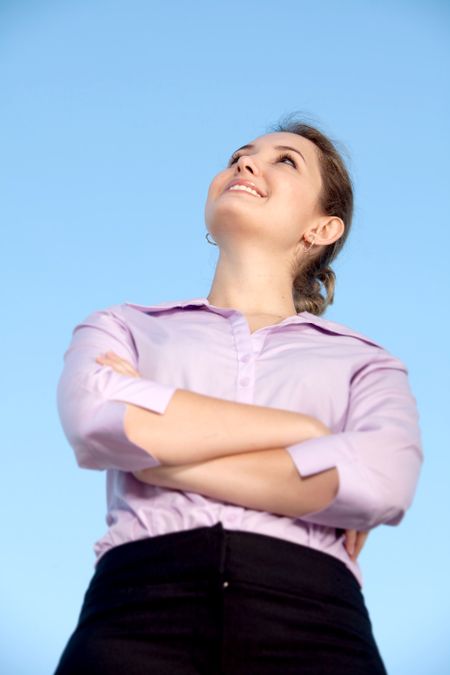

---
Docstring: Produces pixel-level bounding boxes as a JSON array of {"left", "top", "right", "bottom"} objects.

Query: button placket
[{"left": 230, "top": 317, "right": 255, "bottom": 401}]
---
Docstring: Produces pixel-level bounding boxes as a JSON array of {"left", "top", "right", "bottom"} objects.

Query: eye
[
  {"left": 275, "top": 152, "right": 298, "bottom": 169},
  {"left": 227, "top": 151, "right": 298, "bottom": 169},
  {"left": 227, "top": 152, "right": 240, "bottom": 167}
]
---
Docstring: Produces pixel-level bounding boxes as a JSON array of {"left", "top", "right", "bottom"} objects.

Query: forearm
[
  {"left": 125, "top": 388, "right": 329, "bottom": 466},
  {"left": 133, "top": 447, "right": 339, "bottom": 518}
]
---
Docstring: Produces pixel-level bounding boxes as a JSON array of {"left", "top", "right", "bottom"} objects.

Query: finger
[
  {"left": 104, "top": 352, "right": 138, "bottom": 372},
  {"left": 345, "top": 529, "right": 357, "bottom": 557},
  {"left": 96, "top": 354, "right": 140, "bottom": 378},
  {"left": 95, "top": 355, "right": 129, "bottom": 375},
  {"left": 105, "top": 351, "right": 127, "bottom": 361},
  {"left": 97, "top": 353, "right": 127, "bottom": 364},
  {"left": 122, "top": 362, "right": 140, "bottom": 377},
  {"left": 96, "top": 354, "right": 119, "bottom": 367},
  {"left": 98, "top": 352, "right": 135, "bottom": 368},
  {"left": 96, "top": 355, "right": 115, "bottom": 367},
  {"left": 354, "top": 531, "right": 369, "bottom": 559},
  {"left": 114, "top": 361, "right": 140, "bottom": 378},
  {"left": 109, "top": 364, "right": 131, "bottom": 376},
  {"left": 347, "top": 531, "right": 369, "bottom": 560},
  {"left": 96, "top": 353, "right": 118, "bottom": 363}
]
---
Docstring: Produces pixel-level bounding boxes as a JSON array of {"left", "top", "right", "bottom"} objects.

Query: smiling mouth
[{"left": 224, "top": 186, "right": 265, "bottom": 198}]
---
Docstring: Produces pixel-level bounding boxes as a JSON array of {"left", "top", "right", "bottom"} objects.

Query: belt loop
[
  {"left": 210, "top": 521, "right": 227, "bottom": 576},
  {"left": 219, "top": 526, "right": 227, "bottom": 576}
]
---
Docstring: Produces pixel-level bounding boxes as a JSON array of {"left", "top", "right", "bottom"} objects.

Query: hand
[
  {"left": 134, "top": 469, "right": 370, "bottom": 560},
  {"left": 95, "top": 351, "right": 141, "bottom": 378},
  {"left": 343, "top": 528, "right": 369, "bottom": 561}
]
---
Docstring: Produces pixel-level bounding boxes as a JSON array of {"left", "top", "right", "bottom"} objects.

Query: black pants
[{"left": 53, "top": 523, "right": 388, "bottom": 674}]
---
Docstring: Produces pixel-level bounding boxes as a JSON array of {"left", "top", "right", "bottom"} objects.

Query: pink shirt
[{"left": 57, "top": 296, "right": 424, "bottom": 588}]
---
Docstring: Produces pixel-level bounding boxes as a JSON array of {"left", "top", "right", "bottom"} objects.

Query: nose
[{"left": 235, "top": 153, "right": 260, "bottom": 176}]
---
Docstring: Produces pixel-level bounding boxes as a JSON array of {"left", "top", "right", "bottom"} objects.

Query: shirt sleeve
[
  {"left": 56, "top": 306, "right": 178, "bottom": 471},
  {"left": 285, "top": 352, "right": 424, "bottom": 531}
]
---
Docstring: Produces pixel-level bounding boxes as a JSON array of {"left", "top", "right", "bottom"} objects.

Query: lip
[{"left": 223, "top": 179, "right": 267, "bottom": 198}]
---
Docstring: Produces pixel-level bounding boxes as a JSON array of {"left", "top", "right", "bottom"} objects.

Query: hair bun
[{"left": 293, "top": 264, "right": 336, "bottom": 315}]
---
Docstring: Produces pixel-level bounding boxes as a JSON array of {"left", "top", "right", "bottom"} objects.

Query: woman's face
[{"left": 204, "top": 131, "right": 325, "bottom": 253}]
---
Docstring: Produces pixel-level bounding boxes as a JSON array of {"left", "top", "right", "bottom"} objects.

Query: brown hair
[{"left": 268, "top": 114, "right": 354, "bottom": 315}]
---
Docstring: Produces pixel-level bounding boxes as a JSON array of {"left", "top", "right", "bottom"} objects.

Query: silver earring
[
  {"left": 303, "top": 234, "right": 316, "bottom": 253},
  {"left": 205, "top": 232, "right": 218, "bottom": 246}
]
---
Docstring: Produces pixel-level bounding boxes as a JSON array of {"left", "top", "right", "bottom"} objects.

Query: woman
[{"left": 54, "top": 118, "right": 423, "bottom": 674}]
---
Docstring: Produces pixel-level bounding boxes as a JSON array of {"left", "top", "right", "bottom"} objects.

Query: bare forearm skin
[
  {"left": 125, "top": 388, "right": 329, "bottom": 466},
  {"left": 133, "top": 447, "right": 339, "bottom": 519}
]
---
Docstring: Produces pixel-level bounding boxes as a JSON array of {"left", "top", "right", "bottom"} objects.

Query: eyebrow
[{"left": 231, "top": 143, "right": 307, "bottom": 166}]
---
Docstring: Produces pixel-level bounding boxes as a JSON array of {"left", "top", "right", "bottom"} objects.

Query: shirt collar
[{"left": 124, "top": 296, "right": 385, "bottom": 349}]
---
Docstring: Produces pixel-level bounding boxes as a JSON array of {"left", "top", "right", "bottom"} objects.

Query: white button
[
  {"left": 241, "top": 353, "right": 251, "bottom": 363},
  {"left": 239, "top": 377, "right": 250, "bottom": 386},
  {"left": 223, "top": 580, "right": 229, "bottom": 588}
]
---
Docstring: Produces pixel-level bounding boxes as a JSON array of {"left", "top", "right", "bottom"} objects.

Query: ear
[{"left": 306, "top": 216, "right": 345, "bottom": 247}]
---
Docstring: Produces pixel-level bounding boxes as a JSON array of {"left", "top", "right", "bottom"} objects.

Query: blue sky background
[{"left": 1, "top": 1, "right": 449, "bottom": 673}]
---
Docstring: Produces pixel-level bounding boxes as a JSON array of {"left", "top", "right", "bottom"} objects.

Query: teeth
[{"left": 228, "top": 184, "right": 261, "bottom": 197}]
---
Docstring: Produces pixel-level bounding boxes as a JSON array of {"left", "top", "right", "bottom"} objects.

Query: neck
[{"left": 206, "top": 249, "right": 297, "bottom": 318}]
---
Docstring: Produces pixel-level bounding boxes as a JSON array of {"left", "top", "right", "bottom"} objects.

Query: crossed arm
[{"left": 96, "top": 350, "right": 368, "bottom": 560}]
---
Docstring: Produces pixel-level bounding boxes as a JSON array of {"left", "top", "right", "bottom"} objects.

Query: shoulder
[
  {"left": 78, "top": 298, "right": 180, "bottom": 329},
  {"left": 301, "top": 311, "right": 409, "bottom": 373},
  {"left": 76, "top": 302, "right": 127, "bottom": 324},
  {"left": 301, "top": 311, "right": 384, "bottom": 348}
]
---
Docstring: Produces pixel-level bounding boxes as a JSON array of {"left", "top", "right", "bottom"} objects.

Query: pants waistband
[{"left": 91, "top": 524, "right": 363, "bottom": 604}]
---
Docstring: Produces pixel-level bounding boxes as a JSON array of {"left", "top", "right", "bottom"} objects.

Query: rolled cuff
[
  {"left": 58, "top": 374, "right": 178, "bottom": 472},
  {"left": 285, "top": 436, "right": 405, "bottom": 530}
]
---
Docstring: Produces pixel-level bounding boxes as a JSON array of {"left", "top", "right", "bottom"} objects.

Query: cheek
[
  {"left": 204, "top": 181, "right": 222, "bottom": 221},
  {"left": 206, "top": 179, "right": 221, "bottom": 207},
  {"left": 206, "top": 173, "right": 226, "bottom": 200},
  {"left": 288, "top": 185, "right": 317, "bottom": 215},
  {"left": 212, "top": 168, "right": 228, "bottom": 186}
]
